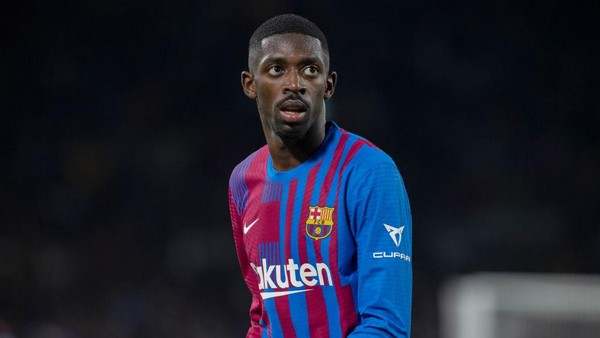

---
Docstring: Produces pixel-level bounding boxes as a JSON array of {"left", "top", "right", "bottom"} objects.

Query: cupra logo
[{"left": 384, "top": 224, "right": 405, "bottom": 247}]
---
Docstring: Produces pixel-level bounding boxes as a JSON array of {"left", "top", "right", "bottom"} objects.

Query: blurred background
[{"left": 2, "top": 0, "right": 598, "bottom": 337}]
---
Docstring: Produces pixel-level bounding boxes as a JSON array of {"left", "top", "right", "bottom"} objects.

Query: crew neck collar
[{"left": 267, "top": 121, "right": 338, "bottom": 182}]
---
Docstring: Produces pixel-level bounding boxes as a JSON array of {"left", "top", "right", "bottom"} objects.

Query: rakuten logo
[{"left": 250, "top": 258, "right": 333, "bottom": 299}]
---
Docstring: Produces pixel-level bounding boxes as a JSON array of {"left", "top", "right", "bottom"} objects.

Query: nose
[{"left": 283, "top": 69, "right": 306, "bottom": 94}]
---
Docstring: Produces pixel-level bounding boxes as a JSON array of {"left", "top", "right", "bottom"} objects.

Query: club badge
[{"left": 306, "top": 206, "right": 334, "bottom": 240}]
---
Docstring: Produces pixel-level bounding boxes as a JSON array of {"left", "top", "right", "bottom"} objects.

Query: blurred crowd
[{"left": 3, "top": 1, "right": 597, "bottom": 337}]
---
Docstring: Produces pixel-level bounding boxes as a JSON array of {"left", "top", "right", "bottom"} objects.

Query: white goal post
[{"left": 440, "top": 273, "right": 600, "bottom": 338}]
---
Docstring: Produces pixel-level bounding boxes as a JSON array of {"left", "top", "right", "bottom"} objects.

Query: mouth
[{"left": 278, "top": 99, "right": 307, "bottom": 123}]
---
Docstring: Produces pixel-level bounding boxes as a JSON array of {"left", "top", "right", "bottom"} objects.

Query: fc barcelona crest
[{"left": 306, "top": 206, "right": 335, "bottom": 240}]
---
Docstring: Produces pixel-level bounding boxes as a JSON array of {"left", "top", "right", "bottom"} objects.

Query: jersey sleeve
[
  {"left": 347, "top": 162, "right": 412, "bottom": 337},
  {"left": 228, "top": 186, "right": 263, "bottom": 337}
]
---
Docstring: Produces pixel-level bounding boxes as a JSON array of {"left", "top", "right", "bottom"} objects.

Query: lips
[
  {"left": 278, "top": 99, "right": 307, "bottom": 123},
  {"left": 279, "top": 99, "right": 307, "bottom": 112}
]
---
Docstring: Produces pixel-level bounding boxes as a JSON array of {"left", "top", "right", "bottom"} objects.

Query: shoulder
[
  {"left": 229, "top": 145, "right": 269, "bottom": 188},
  {"left": 338, "top": 127, "right": 398, "bottom": 177}
]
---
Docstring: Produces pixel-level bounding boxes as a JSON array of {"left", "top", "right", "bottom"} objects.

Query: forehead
[{"left": 252, "top": 33, "right": 327, "bottom": 66}]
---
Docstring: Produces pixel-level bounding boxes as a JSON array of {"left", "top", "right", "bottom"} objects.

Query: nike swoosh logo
[
  {"left": 243, "top": 218, "right": 259, "bottom": 235},
  {"left": 260, "top": 289, "right": 312, "bottom": 300}
]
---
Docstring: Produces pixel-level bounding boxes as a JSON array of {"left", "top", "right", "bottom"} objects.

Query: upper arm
[
  {"left": 347, "top": 163, "right": 412, "bottom": 337},
  {"left": 228, "top": 182, "right": 264, "bottom": 336}
]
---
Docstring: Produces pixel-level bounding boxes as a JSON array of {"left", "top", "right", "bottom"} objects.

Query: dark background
[{"left": 2, "top": 1, "right": 598, "bottom": 337}]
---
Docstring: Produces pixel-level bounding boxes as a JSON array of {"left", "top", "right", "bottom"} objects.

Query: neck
[{"left": 265, "top": 123, "right": 326, "bottom": 172}]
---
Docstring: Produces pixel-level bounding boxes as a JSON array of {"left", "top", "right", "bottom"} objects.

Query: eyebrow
[{"left": 260, "top": 56, "right": 324, "bottom": 66}]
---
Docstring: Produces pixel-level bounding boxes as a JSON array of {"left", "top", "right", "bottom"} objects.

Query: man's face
[{"left": 242, "top": 33, "right": 336, "bottom": 142}]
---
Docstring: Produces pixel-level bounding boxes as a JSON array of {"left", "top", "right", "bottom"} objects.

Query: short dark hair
[{"left": 248, "top": 14, "right": 329, "bottom": 59}]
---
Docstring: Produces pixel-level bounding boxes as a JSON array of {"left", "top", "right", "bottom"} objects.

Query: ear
[
  {"left": 324, "top": 71, "right": 337, "bottom": 100},
  {"left": 241, "top": 71, "right": 256, "bottom": 99}
]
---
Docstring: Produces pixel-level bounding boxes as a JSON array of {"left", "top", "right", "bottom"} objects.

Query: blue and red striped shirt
[{"left": 229, "top": 121, "right": 412, "bottom": 337}]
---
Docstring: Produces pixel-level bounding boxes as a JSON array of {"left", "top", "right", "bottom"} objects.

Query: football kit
[{"left": 229, "top": 121, "right": 412, "bottom": 337}]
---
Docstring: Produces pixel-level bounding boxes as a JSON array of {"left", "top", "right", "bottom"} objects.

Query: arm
[
  {"left": 347, "top": 163, "right": 412, "bottom": 337},
  {"left": 228, "top": 187, "right": 263, "bottom": 337}
]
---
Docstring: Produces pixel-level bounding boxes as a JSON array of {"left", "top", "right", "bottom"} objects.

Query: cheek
[
  {"left": 256, "top": 85, "right": 278, "bottom": 106},
  {"left": 311, "top": 82, "right": 328, "bottom": 101},
  {"left": 255, "top": 90, "right": 275, "bottom": 115}
]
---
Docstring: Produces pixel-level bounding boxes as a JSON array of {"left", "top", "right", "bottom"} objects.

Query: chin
[
  {"left": 274, "top": 127, "right": 306, "bottom": 142},
  {"left": 268, "top": 117, "right": 315, "bottom": 142}
]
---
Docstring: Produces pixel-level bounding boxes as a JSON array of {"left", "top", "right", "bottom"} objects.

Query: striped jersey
[{"left": 228, "top": 121, "right": 412, "bottom": 337}]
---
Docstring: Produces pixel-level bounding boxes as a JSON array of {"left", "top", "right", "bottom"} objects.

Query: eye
[
  {"left": 267, "top": 65, "right": 283, "bottom": 75},
  {"left": 302, "top": 66, "right": 319, "bottom": 76}
]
